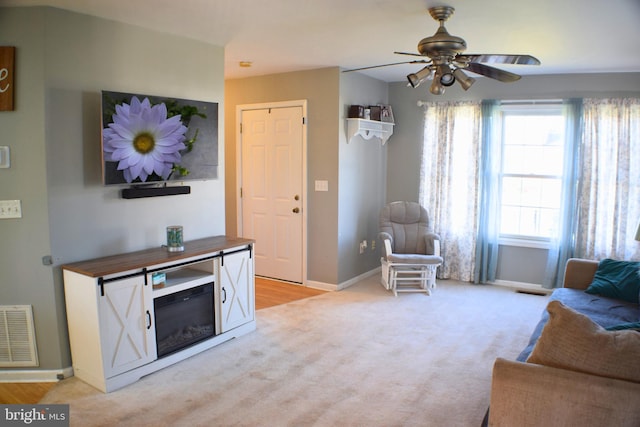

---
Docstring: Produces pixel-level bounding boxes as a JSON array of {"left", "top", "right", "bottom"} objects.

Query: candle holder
[{"left": 166, "top": 226, "right": 184, "bottom": 252}]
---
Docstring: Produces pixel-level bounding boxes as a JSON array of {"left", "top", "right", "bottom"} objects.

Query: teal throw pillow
[
  {"left": 606, "top": 322, "right": 640, "bottom": 331},
  {"left": 585, "top": 258, "right": 640, "bottom": 303}
]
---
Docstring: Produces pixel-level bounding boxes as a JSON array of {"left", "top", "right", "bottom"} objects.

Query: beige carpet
[{"left": 41, "top": 276, "right": 549, "bottom": 426}]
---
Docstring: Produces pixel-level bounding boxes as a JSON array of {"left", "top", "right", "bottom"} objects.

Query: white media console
[{"left": 62, "top": 236, "right": 255, "bottom": 392}]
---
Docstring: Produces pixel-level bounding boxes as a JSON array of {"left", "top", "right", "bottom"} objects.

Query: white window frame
[{"left": 497, "top": 102, "right": 565, "bottom": 249}]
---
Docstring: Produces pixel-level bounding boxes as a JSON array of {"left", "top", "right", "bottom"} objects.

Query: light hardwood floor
[
  {"left": 254, "top": 276, "right": 326, "bottom": 310},
  {"left": 0, "top": 278, "right": 325, "bottom": 404}
]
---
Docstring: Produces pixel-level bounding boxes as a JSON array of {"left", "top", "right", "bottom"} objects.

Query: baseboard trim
[
  {"left": 0, "top": 366, "right": 73, "bottom": 383},
  {"left": 306, "top": 267, "right": 381, "bottom": 292},
  {"left": 305, "top": 280, "right": 337, "bottom": 291},
  {"left": 337, "top": 267, "right": 380, "bottom": 290}
]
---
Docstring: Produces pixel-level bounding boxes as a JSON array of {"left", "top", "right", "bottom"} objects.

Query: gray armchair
[{"left": 378, "top": 201, "right": 443, "bottom": 296}]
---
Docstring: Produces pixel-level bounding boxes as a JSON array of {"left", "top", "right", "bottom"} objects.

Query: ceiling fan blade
[
  {"left": 342, "top": 60, "right": 430, "bottom": 73},
  {"left": 465, "top": 62, "right": 522, "bottom": 82},
  {"left": 460, "top": 54, "right": 540, "bottom": 66},
  {"left": 394, "top": 51, "right": 427, "bottom": 58}
]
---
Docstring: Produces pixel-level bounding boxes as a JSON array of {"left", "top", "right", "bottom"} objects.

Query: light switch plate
[
  {"left": 0, "top": 146, "right": 9, "bottom": 168},
  {"left": 315, "top": 180, "right": 329, "bottom": 192},
  {"left": 0, "top": 200, "right": 22, "bottom": 219}
]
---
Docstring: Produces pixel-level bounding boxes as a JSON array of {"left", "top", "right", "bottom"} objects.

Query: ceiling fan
[{"left": 344, "top": 6, "right": 540, "bottom": 95}]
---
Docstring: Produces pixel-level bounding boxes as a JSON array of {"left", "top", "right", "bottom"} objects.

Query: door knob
[
  {"left": 292, "top": 207, "right": 300, "bottom": 213},
  {"left": 294, "top": 195, "right": 300, "bottom": 201}
]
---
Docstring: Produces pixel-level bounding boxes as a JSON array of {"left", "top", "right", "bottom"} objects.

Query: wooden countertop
[{"left": 61, "top": 236, "right": 254, "bottom": 278}]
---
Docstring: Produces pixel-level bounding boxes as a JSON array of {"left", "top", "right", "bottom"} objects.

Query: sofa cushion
[
  {"left": 585, "top": 258, "right": 640, "bottom": 303},
  {"left": 516, "top": 288, "right": 639, "bottom": 361},
  {"left": 551, "top": 288, "right": 640, "bottom": 326},
  {"left": 527, "top": 300, "right": 640, "bottom": 383}
]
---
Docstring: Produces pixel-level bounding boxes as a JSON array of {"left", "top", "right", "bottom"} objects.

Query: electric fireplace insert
[{"left": 154, "top": 282, "right": 215, "bottom": 358}]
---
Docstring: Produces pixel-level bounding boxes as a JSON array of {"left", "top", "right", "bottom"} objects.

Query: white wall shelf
[{"left": 346, "top": 118, "right": 394, "bottom": 145}]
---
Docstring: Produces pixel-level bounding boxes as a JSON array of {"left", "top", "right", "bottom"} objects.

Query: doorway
[{"left": 236, "top": 100, "right": 307, "bottom": 284}]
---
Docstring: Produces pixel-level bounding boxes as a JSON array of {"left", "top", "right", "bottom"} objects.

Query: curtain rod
[
  {"left": 501, "top": 99, "right": 563, "bottom": 105},
  {"left": 416, "top": 99, "right": 564, "bottom": 108}
]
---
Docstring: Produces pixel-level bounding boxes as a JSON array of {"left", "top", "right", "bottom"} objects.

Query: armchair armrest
[
  {"left": 383, "top": 239, "right": 393, "bottom": 261},
  {"left": 378, "top": 232, "right": 393, "bottom": 258},
  {"left": 423, "top": 232, "right": 441, "bottom": 257}
]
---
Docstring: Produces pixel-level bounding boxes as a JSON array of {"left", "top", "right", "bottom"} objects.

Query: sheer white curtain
[
  {"left": 419, "top": 101, "right": 482, "bottom": 281},
  {"left": 577, "top": 98, "right": 640, "bottom": 260}
]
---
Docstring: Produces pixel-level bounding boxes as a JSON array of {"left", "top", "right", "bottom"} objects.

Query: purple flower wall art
[{"left": 101, "top": 91, "right": 218, "bottom": 185}]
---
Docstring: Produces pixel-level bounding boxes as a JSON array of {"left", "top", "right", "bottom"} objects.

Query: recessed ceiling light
[{"left": 239, "top": 61, "right": 253, "bottom": 68}]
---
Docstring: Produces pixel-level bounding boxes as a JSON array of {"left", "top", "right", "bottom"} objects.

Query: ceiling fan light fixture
[
  {"left": 407, "top": 66, "right": 432, "bottom": 88},
  {"left": 452, "top": 68, "right": 475, "bottom": 91},
  {"left": 437, "top": 64, "right": 455, "bottom": 87},
  {"left": 429, "top": 78, "right": 445, "bottom": 95}
]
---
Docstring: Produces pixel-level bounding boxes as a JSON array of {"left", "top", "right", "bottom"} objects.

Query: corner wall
[{"left": 337, "top": 72, "right": 388, "bottom": 283}]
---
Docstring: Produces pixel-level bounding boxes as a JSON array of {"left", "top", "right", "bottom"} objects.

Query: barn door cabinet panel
[
  {"left": 98, "top": 274, "right": 156, "bottom": 379},
  {"left": 63, "top": 269, "right": 155, "bottom": 392},
  {"left": 62, "top": 236, "right": 256, "bottom": 393},
  {"left": 217, "top": 245, "right": 255, "bottom": 333}
]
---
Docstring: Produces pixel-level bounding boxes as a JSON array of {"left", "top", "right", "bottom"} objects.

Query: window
[{"left": 498, "top": 105, "right": 565, "bottom": 242}]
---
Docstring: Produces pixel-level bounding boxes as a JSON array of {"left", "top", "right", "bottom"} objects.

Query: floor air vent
[{"left": 0, "top": 305, "right": 38, "bottom": 367}]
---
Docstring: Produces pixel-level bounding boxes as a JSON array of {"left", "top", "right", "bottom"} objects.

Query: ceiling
[{"left": 2, "top": 0, "right": 640, "bottom": 82}]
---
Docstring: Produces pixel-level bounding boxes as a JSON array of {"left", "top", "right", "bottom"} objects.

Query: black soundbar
[{"left": 121, "top": 185, "right": 191, "bottom": 199}]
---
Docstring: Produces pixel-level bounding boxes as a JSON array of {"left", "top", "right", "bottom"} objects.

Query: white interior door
[{"left": 240, "top": 106, "right": 303, "bottom": 283}]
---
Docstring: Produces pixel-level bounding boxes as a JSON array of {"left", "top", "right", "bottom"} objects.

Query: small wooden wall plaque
[{"left": 0, "top": 47, "right": 15, "bottom": 111}]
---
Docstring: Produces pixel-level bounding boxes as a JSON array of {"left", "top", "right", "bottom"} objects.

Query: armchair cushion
[{"left": 387, "top": 253, "right": 442, "bottom": 265}]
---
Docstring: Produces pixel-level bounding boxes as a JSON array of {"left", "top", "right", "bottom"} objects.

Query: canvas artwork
[
  {"left": 101, "top": 90, "right": 218, "bottom": 186},
  {"left": 0, "top": 46, "right": 15, "bottom": 111}
]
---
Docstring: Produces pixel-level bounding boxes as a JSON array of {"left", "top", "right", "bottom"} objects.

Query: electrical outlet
[{"left": 0, "top": 200, "right": 21, "bottom": 219}]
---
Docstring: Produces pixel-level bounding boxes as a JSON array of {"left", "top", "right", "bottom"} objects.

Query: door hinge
[
  {"left": 240, "top": 187, "right": 243, "bottom": 198},
  {"left": 239, "top": 122, "right": 242, "bottom": 133},
  {"left": 303, "top": 117, "right": 306, "bottom": 125}
]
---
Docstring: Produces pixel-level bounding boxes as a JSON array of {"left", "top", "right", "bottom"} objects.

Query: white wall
[{"left": 0, "top": 7, "right": 225, "bottom": 371}]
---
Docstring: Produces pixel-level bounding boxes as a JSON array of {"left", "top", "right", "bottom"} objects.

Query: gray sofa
[{"left": 488, "top": 258, "right": 640, "bottom": 426}]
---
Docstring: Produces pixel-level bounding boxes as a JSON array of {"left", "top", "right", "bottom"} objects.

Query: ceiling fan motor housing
[{"left": 417, "top": 25, "right": 467, "bottom": 61}]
